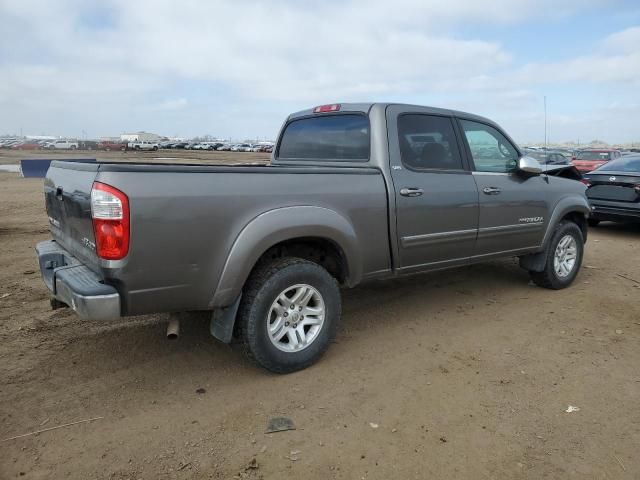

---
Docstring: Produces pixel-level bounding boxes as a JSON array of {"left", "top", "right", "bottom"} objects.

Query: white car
[
  {"left": 129, "top": 141, "right": 159, "bottom": 151},
  {"left": 47, "top": 139, "right": 79, "bottom": 150},
  {"left": 231, "top": 143, "right": 253, "bottom": 152}
]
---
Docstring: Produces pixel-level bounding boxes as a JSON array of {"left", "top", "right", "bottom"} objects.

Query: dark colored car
[
  {"left": 98, "top": 141, "right": 126, "bottom": 151},
  {"left": 527, "top": 151, "right": 569, "bottom": 165},
  {"left": 582, "top": 155, "right": 640, "bottom": 226},
  {"left": 571, "top": 149, "right": 621, "bottom": 173},
  {"left": 172, "top": 142, "right": 188, "bottom": 149}
]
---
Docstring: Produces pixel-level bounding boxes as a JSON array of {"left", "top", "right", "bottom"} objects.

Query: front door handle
[
  {"left": 400, "top": 187, "right": 424, "bottom": 197},
  {"left": 482, "top": 187, "right": 501, "bottom": 195}
]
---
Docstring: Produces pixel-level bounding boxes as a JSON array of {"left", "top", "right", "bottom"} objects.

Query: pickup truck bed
[{"left": 42, "top": 161, "right": 390, "bottom": 316}]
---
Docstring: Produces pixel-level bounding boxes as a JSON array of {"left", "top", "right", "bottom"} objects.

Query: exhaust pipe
[{"left": 166, "top": 316, "right": 180, "bottom": 339}]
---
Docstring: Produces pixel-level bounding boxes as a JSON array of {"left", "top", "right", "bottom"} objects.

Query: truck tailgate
[{"left": 44, "top": 162, "right": 100, "bottom": 268}]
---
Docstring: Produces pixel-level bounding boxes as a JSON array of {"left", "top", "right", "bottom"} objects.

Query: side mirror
[{"left": 517, "top": 156, "right": 543, "bottom": 175}]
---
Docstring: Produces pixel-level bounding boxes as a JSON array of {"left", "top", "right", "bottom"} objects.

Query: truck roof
[{"left": 288, "top": 102, "right": 500, "bottom": 128}]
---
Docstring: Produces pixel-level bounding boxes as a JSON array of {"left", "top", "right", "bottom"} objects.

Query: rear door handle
[
  {"left": 400, "top": 187, "right": 424, "bottom": 197},
  {"left": 482, "top": 187, "right": 501, "bottom": 195}
]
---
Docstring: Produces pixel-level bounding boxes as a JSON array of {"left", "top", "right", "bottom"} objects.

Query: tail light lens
[{"left": 91, "top": 182, "right": 129, "bottom": 260}]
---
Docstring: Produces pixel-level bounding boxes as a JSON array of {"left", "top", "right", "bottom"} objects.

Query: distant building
[{"left": 120, "top": 131, "right": 163, "bottom": 142}]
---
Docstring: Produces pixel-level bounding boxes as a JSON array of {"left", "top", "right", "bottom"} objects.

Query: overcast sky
[{"left": 1, "top": 0, "right": 639, "bottom": 144}]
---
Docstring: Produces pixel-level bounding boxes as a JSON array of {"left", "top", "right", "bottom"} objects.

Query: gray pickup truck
[{"left": 36, "top": 103, "right": 590, "bottom": 372}]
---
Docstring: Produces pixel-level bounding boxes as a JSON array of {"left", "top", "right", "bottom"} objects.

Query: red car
[
  {"left": 98, "top": 140, "right": 126, "bottom": 151},
  {"left": 11, "top": 141, "right": 42, "bottom": 150},
  {"left": 571, "top": 149, "right": 620, "bottom": 173}
]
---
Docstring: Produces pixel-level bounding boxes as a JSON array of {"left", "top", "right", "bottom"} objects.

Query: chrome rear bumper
[{"left": 36, "top": 240, "right": 121, "bottom": 320}]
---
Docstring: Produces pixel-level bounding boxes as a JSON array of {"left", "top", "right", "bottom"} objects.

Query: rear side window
[
  {"left": 397, "top": 114, "right": 463, "bottom": 170},
  {"left": 277, "top": 114, "right": 369, "bottom": 161}
]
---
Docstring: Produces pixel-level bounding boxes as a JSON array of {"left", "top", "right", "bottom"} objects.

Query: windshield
[
  {"left": 576, "top": 151, "right": 612, "bottom": 161},
  {"left": 594, "top": 156, "right": 640, "bottom": 172}
]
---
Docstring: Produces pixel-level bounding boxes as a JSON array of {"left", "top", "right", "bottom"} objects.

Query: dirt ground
[{"left": 1, "top": 158, "right": 639, "bottom": 479}]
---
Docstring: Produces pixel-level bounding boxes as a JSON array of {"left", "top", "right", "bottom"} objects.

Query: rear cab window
[
  {"left": 397, "top": 114, "right": 464, "bottom": 171},
  {"left": 277, "top": 114, "right": 370, "bottom": 161}
]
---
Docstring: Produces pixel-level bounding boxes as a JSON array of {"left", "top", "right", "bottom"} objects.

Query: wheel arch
[
  {"left": 210, "top": 206, "right": 361, "bottom": 308},
  {"left": 520, "top": 196, "right": 589, "bottom": 273},
  {"left": 542, "top": 195, "right": 590, "bottom": 248}
]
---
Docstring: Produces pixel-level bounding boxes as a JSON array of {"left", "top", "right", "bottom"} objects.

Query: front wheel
[
  {"left": 237, "top": 257, "right": 341, "bottom": 373},
  {"left": 529, "top": 221, "right": 584, "bottom": 289}
]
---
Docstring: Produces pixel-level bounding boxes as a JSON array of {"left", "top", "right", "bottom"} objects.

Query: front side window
[
  {"left": 460, "top": 119, "right": 519, "bottom": 173},
  {"left": 397, "top": 114, "right": 464, "bottom": 170},
  {"left": 278, "top": 114, "right": 369, "bottom": 161}
]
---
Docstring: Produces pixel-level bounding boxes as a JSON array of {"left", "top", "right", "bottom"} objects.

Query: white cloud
[{"left": 0, "top": 0, "right": 637, "bottom": 142}]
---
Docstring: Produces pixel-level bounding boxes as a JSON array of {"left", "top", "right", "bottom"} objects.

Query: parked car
[
  {"left": 571, "top": 149, "right": 621, "bottom": 173},
  {"left": 582, "top": 154, "right": 640, "bottom": 226},
  {"left": 172, "top": 142, "right": 188, "bottom": 149},
  {"left": 98, "top": 140, "right": 126, "bottom": 151},
  {"left": 12, "top": 140, "right": 42, "bottom": 150},
  {"left": 526, "top": 151, "right": 569, "bottom": 165},
  {"left": 216, "top": 144, "right": 232, "bottom": 151},
  {"left": 46, "top": 139, "right": 79, "bottom": 150},
  {"left": 231, "top": 143, "right": 253, "bottom": 152},
  {"left": 78, "top": 140, "right": 99, "bottom": 150},
  {"left": 35, "top": 102, "right": 589, "bottom": 373},
  {"left": 129, "top": 141, "right": 159, "bottom": 151}
]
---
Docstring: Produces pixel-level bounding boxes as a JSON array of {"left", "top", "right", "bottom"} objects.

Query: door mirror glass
[{"left": 518, "top": 156, "right": 543, "bottom": 175}]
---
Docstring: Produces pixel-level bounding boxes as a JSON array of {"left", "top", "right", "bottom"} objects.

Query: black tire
[
  {"left": 588, "top": 218, "right": 600, "bottom": 227},
  {"left": 237, "top": 257, "right": 341, "bottom": 373},
  {"left": 153, "top": 146, "right": 158, "bottom": 151},
  {"left": 529, "top": 221, "right": 584, "bottom": 289}
]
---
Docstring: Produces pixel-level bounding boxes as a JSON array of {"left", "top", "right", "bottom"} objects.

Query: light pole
[{"left": 544, "top": 96, "right": 547, "bottom": 149}]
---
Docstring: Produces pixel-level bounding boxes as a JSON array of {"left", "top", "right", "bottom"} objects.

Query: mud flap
[
  {"left": 209, "top": 295, "right": 242, "bottom": 343},
  {"left": 519, "top": 251, "right": 547, "bottom": 272}
]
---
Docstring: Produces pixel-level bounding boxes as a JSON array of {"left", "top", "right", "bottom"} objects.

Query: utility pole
[{"left": 543, "top": 96, "right": 547, "bottom": 150}]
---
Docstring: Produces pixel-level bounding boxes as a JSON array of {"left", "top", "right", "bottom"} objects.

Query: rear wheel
[
  {"left": 529, "top": 221, "right": 584, "bottom": 289},
  {"left": 237, "top": 257, "right": 341, "bottom": 373}
]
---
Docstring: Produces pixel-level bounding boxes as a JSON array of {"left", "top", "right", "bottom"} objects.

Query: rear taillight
[{"left": 91, "top": 182, "right": 129, "bottom": 260}]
